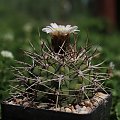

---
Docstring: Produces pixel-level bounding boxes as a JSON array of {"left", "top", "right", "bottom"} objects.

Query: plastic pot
[{"left": 1, "top": 94, "right": 112, "bottom": 120}]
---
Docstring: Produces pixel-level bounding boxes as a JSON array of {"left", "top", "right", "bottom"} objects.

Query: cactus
[{"left": 9, "top": 23, "right": 110, "bottom": 113}]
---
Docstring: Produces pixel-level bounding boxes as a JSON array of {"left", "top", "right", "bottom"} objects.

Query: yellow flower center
[{"left": 54, "top": 27, "right": 65, "bottom": 31}]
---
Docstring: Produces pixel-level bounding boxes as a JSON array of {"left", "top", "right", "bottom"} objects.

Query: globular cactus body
[{"left": 11, "top": 23, "right": 110, "bottom": 113}]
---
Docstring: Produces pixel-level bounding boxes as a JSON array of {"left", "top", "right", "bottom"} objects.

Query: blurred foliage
[
  {"left": 0, "top": 0, "right": 120, "bottom": 119},
  {"left": 116, "top": 102, "right": 120, "bottom": 120}
]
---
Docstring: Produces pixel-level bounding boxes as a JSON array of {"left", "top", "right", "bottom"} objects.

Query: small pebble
[
  {"left": 9, "top": 101, "right": 16, "bottom": 105},
  {"left": 23, "top": 97, "right": 28, "bottom": 102},
  {"left": 75, "top": 104, "right": 82, "bottom": 113},
  {"left": 93, "top": 101, "right": 99, "bottom": 107},
  {"left": 81, "top": 106, "right": 86, "bottom": 111},
  {"left": 84, "top": 100, "right": 92, "bottom": 107},
  {"left": 86, "top": 107, "right": 92, "bottom": 113},
  {"left": 71, "top": 107, "right": 77, "bottom": 113},
  {"left": 23, "top": 102, "right": 30, "bottom": 107},
  {"left": 75, "top": 104, "right": 80, "bottom": 109},
  {"left": 91, "top": 99, "right": 98, "bottom": 107},
  {"left": 79, "top": 106, "right": 88, "bottom": 114},
  {"left": 49, "top": 107, "right": 54, "bottom": 110},
  {"left": 93, "top": 96, "right": 102, "bottom": 103},
  {"left": 37, "top": 103, "right": 48, "bottom": 109},
  {"left": 80, "top": 102, "right": 85, "bottom": 106},
  {"left": 60, "top": 107, "right": 65, "bottom": 112},
  {"left": 95, "top": 92, "right": 108, "bottom": 99},
  {"left": 54, "top": 108, "right": 60, "bottom": 111},
  {"left": 65, "top": 107, "right": 71, "bottom": 112},
  {"left": 15, "top": 99, "right": 23, "bottom": 104}
]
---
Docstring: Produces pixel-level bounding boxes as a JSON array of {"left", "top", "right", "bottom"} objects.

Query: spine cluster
[{"left": 11, "top": 34, "right": 110, "bottom": 110}]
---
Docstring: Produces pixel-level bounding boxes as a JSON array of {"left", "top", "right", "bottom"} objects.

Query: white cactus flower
[
  {"left": 42, "top": 23, "right": 80, "bottom": 35},
  {"left": 1, "top": 50, "right": 14, "bottom": 59}
]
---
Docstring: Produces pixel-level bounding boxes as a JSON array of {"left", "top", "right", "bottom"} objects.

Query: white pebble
[
  {"left": 60, "top": 107, "right": 65, "bottom": 112},
  {"left": 65, "top": 107, "right": 71, "bottom": 112}
]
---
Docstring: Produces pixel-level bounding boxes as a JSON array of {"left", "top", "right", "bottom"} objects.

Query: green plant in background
[
  {"left": 6, "top": 23, "right": 111, "bottom": 114},
  {"left": 0, "top": 50, "right": 14, "bottom": 102},
  {"left": 116, "top": 102, "right": 120, "bottom": 120}
]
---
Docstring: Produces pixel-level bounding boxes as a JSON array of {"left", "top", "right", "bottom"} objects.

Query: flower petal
[
  {"left": 50, "top": 23, "right": 58, "bottom": 28},
  {"left": 69, "top": 26, "right": 79, "bottom": 33},
  {"left": 66, "top": 25, "right": 71, "bottom": 29},
  {"left": 42, "top": 23, "right": 79, "bottom": 34},
  {"left": 42, "top": 28, "right": 53, "bottom": 33}
]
